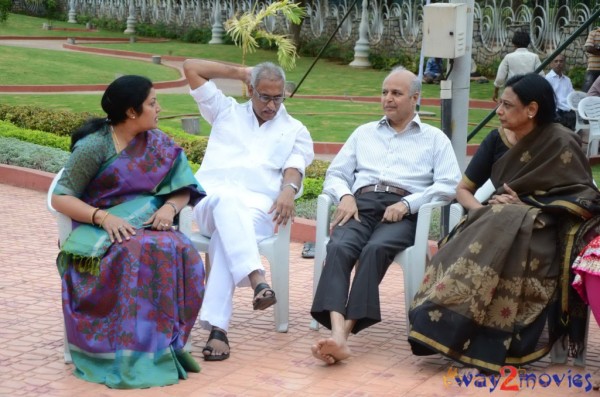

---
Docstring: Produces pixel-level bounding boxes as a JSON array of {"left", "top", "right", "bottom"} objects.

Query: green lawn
[
  {"left": 0, "top": 46, "right": 180, "bottom": 84},
  {"left": 0, "top": 13, "right": 128, "bottom": 38},
  {"left": 0, "top": 12, "right": 500, "bottom": 143}
]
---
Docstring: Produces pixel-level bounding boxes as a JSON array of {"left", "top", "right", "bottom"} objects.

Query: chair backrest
[
  {"left": 567, "top": 91, "right": 587, "bottom": 112},
  {"left": 47, "top": 168, "right": 72, "bottom": 246},
  {"left": 578, "top": 96, "right": 600, "bottom": 122}
]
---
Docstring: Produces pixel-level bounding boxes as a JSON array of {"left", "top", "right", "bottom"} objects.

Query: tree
[{"left": 225, "top": 0, "right": 306, "bottom": 71}]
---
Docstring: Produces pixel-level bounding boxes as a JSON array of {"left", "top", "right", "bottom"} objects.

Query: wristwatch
[{"left": 282, "top": 182, "right": 299, "bottom": 194}]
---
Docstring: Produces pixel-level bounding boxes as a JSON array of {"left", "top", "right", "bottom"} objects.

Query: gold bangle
[
  {"left": 91, "top": 207, "right": 101, "bottom": 226},
  {"left": 165, "top": 201, "right": 178, "bottom": 215},
  {"left": 98, "top": 211, "right": 110, "bottom": 228}
]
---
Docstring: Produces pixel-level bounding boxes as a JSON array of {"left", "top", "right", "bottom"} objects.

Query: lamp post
[
  {"left": 124, "top": 0, "right": 137, "bottom": 36},
  {"left": 209, "top": 0, "right": 224, "bottom": 44},
  {"left": 349, "top": 0, "right": 371, "bottom": 68},
  {"left": 67, "top": 0, "right": 77, "bottom": 23}
]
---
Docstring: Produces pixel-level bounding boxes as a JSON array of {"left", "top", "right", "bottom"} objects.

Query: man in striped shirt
[
  {"left": 583, "top": 27, "right": 600, "bottom": 92},
  {"left": 310, "top": 66, "right": 461, "bottom": 365}
]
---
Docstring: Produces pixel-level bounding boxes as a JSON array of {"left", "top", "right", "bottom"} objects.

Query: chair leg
[
  {"left": 63, "top": 325, "right": 72, "bottom": 364},
  {"left": 264, "top": 247, "right": 289, "bottom": 333},
  {"left": 204, "top": 252, "right": 211, "bottom": 282}
]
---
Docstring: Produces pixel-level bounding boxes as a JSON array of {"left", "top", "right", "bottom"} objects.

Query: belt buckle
[{"left": 373, "top": 184, "right": 391, "bottom": 193}]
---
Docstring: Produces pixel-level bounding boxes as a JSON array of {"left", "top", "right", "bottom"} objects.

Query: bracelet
[
  {"left": 90, "top": 207, "right": 101, "bottom": 226},
  {"left": 400, "top": 198, "right": 411, "bottom": 215},
  {"left": 98, "top": 211, "right": 110, "bottom": 228},
  {"left": 165, "top": 201, "right": 178, "bottom": 215}
]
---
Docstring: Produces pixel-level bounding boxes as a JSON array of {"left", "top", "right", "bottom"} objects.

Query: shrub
[
  {"left": 369, "top": 51, "right": 414, "bottom": 71},
  {"left": 300, "top": 177, "right": 323, "bottom": 201},
  {"left": 569, "top": 66, "right": 586, "bottom": 90},
  {"left": 176, "top": 137, "right": 208, "bottom": 165},
  {"left": 0, "top": 137, "right": 69, "bottom": 173},
  {"left": 181, "top": 28, "right": 212, "bottom": 44},
  {"left": 305, "top": 159, "right": 329, "bottom": 179},
  {"left": 0, "top": 104, "right": 96, "bottom": 136},
  {"left": 0, "top": 0, "right": 11, "bottom": 23},
  {"left": 0, "top": 120, "right": 70, "bottom": 150}
]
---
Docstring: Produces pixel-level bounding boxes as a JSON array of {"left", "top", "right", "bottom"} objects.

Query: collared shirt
[
  {"left": 190, "top": 81, "right": 314, "bottom": 211},
  {"left": 589, "top": 75, "right": 600, "bottom": 97},
  {"left": 546, "top": 69, "right": 574, "bottom": 111},
  {"left": 585, "top": 28, "right": 600, "bottom": 71},
  {"left": 494, "top": 48, "right": 544, "bottom": 88},
  {"left": 323, "top": 114, "right": 461, "bottom": 213}
]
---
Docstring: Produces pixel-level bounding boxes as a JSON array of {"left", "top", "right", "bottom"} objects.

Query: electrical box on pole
[{"left": 422, "top": 3, "right": 467, "bottom": 59}]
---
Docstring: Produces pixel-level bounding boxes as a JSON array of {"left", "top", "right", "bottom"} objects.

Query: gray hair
[
  {"left": 387, "top": 66, "right": 421, "bottom": 96},
  {"left": 250, "top": 62, "right": 286, "bottom": 87}
]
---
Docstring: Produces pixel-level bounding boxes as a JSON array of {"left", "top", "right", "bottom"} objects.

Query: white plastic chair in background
[
  {"left": 310, "top": 194, "right": 449, "bottom": 334},
  {"left": 567, "top": 90, "right": 588, "bottom": 133},
  {"left": 178, "top": 206, "right": 291, "bottom": 333},
  {"left": 578, "top": 96, "right": 600, "bottom": 158}
]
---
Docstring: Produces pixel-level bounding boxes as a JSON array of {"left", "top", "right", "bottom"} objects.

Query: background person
[
  {"left": 183, "top": 59, "right": 314, "bottom": 362},
  {"left": 310, "top": 66, "right": 461, "bottom": 365},
  {"left": 588, "top": 74, "right": 600, "bottom": 97},
  {"left": 409, "top": 73, "right": 600, "bottom": 374},
  {"left": 51, "top": 75, "right": 205, "bottom": 389},
  {"left": 492, "top": 31, "right": 544, "bottom": 103},
  {"left": 423, "top": 57, "right": 443, "bottom": 84},
  {"left": 545, "top": 54, "right": 576, "bottom": 130}
]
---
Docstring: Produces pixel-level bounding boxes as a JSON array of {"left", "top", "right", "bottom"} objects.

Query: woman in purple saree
[{"left": 51, "top": 75, "right": 205, "bottom": 389}]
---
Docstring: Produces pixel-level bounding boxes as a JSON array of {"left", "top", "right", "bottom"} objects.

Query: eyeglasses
[{"left": 253, "top": 88, "right": 285, "bottom": 105}]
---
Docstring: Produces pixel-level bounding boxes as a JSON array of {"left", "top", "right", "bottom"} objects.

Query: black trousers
[
  {"left": 583, "top": 70, "right": 600, "bottom": 93},
  {"left": 310, "top": 191, "right": 417, "bottom": 334},
  {"left": 556, "top": 109, "right": 576, "bottom": 131}
]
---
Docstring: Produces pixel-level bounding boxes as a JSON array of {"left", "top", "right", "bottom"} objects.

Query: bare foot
[
  {"left": 319, "top": 337, "right": 351, "bottom": 363},
  {"left": 311, "top": 343, "right": 335, "bottom": 365}
]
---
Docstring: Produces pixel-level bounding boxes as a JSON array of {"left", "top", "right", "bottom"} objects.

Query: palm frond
[
  {"left": 255, "top": 30, "right": 299, "bottom": 70},
  {"left": 224, "top": 0, "right": 305, "bottom": 70}
]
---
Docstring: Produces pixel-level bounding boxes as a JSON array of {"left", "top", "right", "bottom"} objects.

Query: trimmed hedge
[
  {"left": 0, "top": 120, "right": 70, "bottom": 150},
  {"left": 0, "top": 136, "right": 69, "bottom": 173},
  {"left": 0, "top": 104, "right": 95, "bottom": 136}
]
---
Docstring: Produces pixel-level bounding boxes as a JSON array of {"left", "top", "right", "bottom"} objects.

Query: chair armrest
[
  {"left": 179, "top": 205, "right": 193, "bottom": 235},
  {"left": 412, "top": 200, "right": 449, "bottom": 262}
]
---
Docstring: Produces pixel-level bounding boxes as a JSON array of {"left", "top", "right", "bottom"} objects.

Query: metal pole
[
  {"left": 440, "top": 79, "right": 452, "bottom": 236},
  {"left": 450, "top": 0, "right": 474, "bottom": 172},
  {"left": 467, "top": 8, "right": 600, "bottom": 142},
  {"left": 291, "top": 0, "right": 360, "bottom": 97}
]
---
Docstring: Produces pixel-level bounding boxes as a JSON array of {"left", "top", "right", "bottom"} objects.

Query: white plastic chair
[
  {"left": 578, "top": 96, "right": 600, "bottom": 157},
  {"left": 567, "top": 91, "right": 588, "bottom": 133},
  {"left": 46, "top": 169, "right": 73, "bottom": 364},
  {"left": 178, "top": 206, "right": 291, "bottom": 333},
  {"left": 310, "top": 193, "right": 449, "bottom": 334}
]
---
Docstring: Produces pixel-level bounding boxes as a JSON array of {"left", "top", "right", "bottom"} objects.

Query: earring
[{"left": 528, "top": 115, "right": 533, "bottom": 119}]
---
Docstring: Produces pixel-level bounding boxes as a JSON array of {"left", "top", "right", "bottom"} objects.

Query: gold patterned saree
[{"left": 408, "top": 123, "right": 600, "bottom": 373}]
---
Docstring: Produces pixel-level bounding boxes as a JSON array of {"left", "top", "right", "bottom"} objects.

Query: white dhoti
[{"left": 193, "top": 190, "right": 274, "bottom": 331}]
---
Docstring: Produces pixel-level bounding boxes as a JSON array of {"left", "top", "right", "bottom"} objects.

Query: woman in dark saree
[
  {"left": 51, "top": 75, "right": 205, "bottom": 388},
  {"left": 408, "top": 73, "right": 600, "bottom": 373}
]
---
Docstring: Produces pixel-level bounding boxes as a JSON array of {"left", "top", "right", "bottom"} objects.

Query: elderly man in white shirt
[
  {"left": 310, "top": 66, "right": 461, "bottom": 365},
  {"left": 546, "top": 54, "right": 575, "bottom": 130},
  {"left": 493, "top": 31, "right": 544, "bottom": 102},
  {"left": 183, "top": 59, "right": 314, "bottom": 362}
]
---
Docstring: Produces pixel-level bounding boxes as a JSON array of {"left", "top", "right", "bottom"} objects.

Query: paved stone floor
[{"left": 2, "top": 181, "right": 600, "bottom": 396}]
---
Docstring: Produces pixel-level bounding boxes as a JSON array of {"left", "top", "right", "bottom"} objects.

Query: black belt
[{"left": 355, "top": 184, "right": 411, "bottom": 197}]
